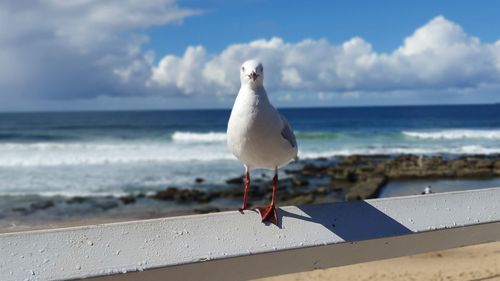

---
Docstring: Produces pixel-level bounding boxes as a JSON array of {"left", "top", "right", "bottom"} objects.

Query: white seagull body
[
  {"left": 227, "top": 77, "right": 297, "bottom": 169},
  {"left": 227, "top": 60, "right": 298, "bottom": 224}
]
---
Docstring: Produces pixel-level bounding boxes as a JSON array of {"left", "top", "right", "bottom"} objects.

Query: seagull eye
[{"left": 241, "top": 66, "right": 245, "bottom": 72}]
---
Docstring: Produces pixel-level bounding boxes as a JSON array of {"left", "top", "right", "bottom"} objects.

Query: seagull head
[{"left": 240, "top": 60, "right": 264, "bottom": 87}]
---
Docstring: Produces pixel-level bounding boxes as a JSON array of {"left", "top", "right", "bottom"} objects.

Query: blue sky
[
  {"left": 0, "top": 0, "right": 499, "bottom": 111},
  {"left": 147, "top": 0, "right": 500, "bottom": 56}
]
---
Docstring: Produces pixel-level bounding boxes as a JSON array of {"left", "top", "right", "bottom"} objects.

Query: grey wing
[{"left": 280, "top": 114, "right": 297, "bottom": 148}]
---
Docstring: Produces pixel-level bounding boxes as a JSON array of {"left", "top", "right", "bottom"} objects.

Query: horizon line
[{"left": 0, "top": 102, "right": 498, "bottom": 114}]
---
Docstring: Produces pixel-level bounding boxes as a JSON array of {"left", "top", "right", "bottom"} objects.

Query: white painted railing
[{"left": 1, "top": 187, "right": 500, "bottom": 281}]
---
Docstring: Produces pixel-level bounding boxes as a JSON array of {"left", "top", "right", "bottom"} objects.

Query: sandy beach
[{"left": 257, "top": 241, "right": 500, "bottom": 281}]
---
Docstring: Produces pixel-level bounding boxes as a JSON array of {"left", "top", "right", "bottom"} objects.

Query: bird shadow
[{"left": 275, "top": 200, "right": 413, "bottom": 242}]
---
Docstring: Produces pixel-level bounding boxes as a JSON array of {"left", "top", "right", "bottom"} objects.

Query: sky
[{"left": 1, "top": 0, "right": 500, "bottom": 112}]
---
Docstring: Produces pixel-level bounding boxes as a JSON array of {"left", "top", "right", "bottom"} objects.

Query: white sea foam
[
  {"left": 299, "top": 145, "right": 500, "bottom": 159},
  {"left": 403, "top": 129, "right": 500, "bottom": 140},
  {"left": 0, "top": 142, "right": 234, "bottom": 167},
  {"left": 171, "top": 131, "right": 226, "bottom": 143},
  {"left": 3, "top": 126, "right": 500, "bottom": 168},
  {"left": 0, "top": 190, "right": 130, "bottom": 198}
]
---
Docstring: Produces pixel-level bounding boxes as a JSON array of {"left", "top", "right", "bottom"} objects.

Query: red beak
[{"left": 248, "top": 71, "right": 258, "bottom": 81}]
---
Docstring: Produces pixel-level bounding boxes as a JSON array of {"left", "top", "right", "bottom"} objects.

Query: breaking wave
[
  {"left": 0, "top": 142, "right": 234, "bottom": 167},
  {"left": 403, "top": 129, "right": 500, "bottom": 140},
  {"left": 171, "top": 131, "right": 227, "bottom": 143},
  {"left": 299, "top": 145, "right": 500, "bottom": 159}
]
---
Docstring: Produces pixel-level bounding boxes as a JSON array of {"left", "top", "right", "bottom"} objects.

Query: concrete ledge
[{"left": 1, "top": 187, "right": 500, "bottom": 281}]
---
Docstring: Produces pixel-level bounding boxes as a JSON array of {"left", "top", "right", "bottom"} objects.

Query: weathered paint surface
[{"left": 1, "top": 187, "right": 499, "bottom": 281}]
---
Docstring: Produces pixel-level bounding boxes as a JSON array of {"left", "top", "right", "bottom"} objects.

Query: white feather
[{"left": 227, "top": 60, "right": 298, "bottom": 169}]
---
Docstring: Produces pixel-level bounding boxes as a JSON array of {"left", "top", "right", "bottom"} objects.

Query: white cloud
[
  {"left": 149, "top": 16, "right": 500, "bottom": 98},
  {"left": 0, "top": 0, "right": 200, "bottom": 99},
  {"left": 281, "top": 68, "right": 303, "bottom": 87},
  {"left": 317, "top": 92, "right": 331, "bottom": 101},
  {"left": 148, "top": 46, "right": 208, "bottom": 95},
  {"left": 277, "top": 93, "right": 293, "bottom": 102},
  {"left": 1, "top": 6, "right": 499, "bottom": 107},
  {"left": 342, "top": 91, "right": 361, "bottom": 99}
]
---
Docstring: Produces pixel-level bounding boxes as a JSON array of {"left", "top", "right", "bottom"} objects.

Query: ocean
[{"left": 1, "top": 104, "right": 500, "bottom": 212}]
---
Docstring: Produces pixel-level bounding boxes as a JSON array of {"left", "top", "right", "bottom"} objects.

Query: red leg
[
  {"left": 239, "top": 167, "right": 250, "bottom": 211},
  {"left": 258, "top": 167, "right": 278, "bottom": 225}
]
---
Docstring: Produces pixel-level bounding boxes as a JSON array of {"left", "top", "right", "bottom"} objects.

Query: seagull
[
  {"left": 227, "top": 60, "right": 298, "bottom": 225},
  {"left": 421, "top": 185, "right": 433, "bottom": 194}
]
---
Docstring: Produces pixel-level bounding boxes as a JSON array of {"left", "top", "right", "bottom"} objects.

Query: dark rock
[
  {"left": 66, "top": 196, "right": 87, "bottom": 204},
  {"left": 152, "top": 187, "right": 179, "bottom": 200},
  {"left": 456, "top": 169, "right": 494, "bottom": 178},
  {"left": 30, "top": 200, "right": 54, "bottom": 210},
  {"left": 194, "top": 206, "right": 220, "bottom": 214},
  {"left": 329, "top": 178, "right": 354, "bottom": 190},
  {"left": 343, "top": 155, "right": 367, "bottom": 165},
  {"left": 345, "top": 171, "right": 359, "bottom": 182},
  {"left": 172, "top": 189, "right": 211, "bottom": 204},
  {"left": 372, "top": 155, "right": 500, "bottom": 180},
  {"left": 12, "top": 207, "right": 29, "bottom": 213},
  {"left": 226, "top": 176, "right": 244, "bottom": 185},
  {"left": 356, "top": 166, "right": 375, "bottom": 174},
  {"left": 314, "top": 187, "right": 327, "bottom": 196},
  {"left": 263, "top": 177, "right": 295, "bottom": 190},
  {"left": 119, "top": 196, "right": 136, "bottom": 205},
  {"left": 94, "top": 200, "right": 119, "bottom": 210},
  {"left": 221, "top": 188, "right": 243, "bottom": 198},
  {"left": 450, "top": 159, "right": 467, "bottom": 170},
  {"left": 282, "top": 194, "right": 316, "bottom": 206},
  {"left": 195, "top": 177, "right": 205, "bottom": 183},
  {"left": 214, "top": 154, "right": 500, "bottom": 208},
  {"left": 475, "top": 159, "right": 493, "bottom": 169},
  {"left": 292, "top": 176, "right": 309, "bottom": 187},
  {"left": 196, "top": 192, "right": 211, "bottom": 203},
  {"left": 301, "top": 164, "right": 326, "bottom": 176},
  {"left": 173, "top": 191, "right": 190, "bottom": 203},
  {"left": 249, "top": 185, "right": 266, "bottom": 198},
  {"left": 284, "top": 169, "right": 300, "bottom": 175},
  {"left": 495, "top": 161, "right": 500, "bottom": 175},
  {"left": 275, "top": 190, "right": 294, "bottom": 202},
  {"left": 253, "top": 178, "right": 265, "bottom": 184},
  {"left": 345, "top": 175, "right": 387, "bottom": 201},
  {"left": 327, "top": 167, "right": 359, "bottom": 182}
]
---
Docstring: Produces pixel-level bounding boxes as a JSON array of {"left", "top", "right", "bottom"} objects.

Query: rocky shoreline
[
  {"left": 6, "top": 154, "right": 500, "bottom": 217},
  {"left": 151, "top": 154, "right": 500, "bottom": 207}
]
